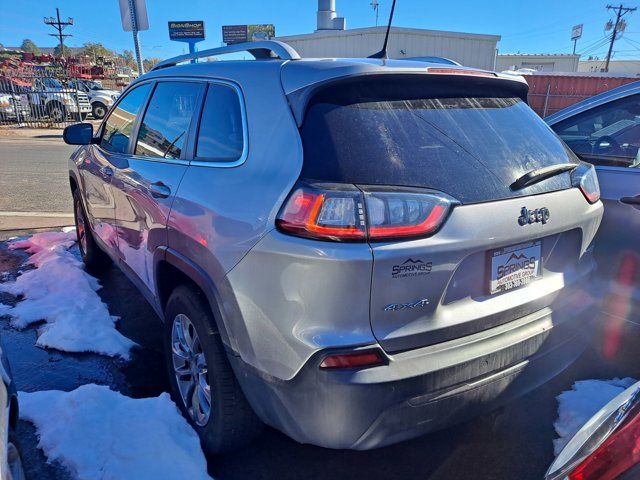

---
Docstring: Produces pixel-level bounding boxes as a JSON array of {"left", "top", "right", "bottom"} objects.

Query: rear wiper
[{"left": 510, "top": 163, "right": 577, "bottom": 190}]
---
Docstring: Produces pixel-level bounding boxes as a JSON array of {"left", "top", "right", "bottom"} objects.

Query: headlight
[
  {"left": 111, "top": 94, "right": 118, "bottom": 101},
  {"left": 0, "top": 100, "right": 11, "bottom": 109}
]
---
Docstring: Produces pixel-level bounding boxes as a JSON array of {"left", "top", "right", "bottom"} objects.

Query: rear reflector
[
  {"left": 319, "top": 349, "right": 386, "bottom": 369},
  {"left": 276, "top": 183, "right": 455, "bottom": 242}
]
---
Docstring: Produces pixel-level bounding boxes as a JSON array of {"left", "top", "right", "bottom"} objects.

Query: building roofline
[{"left": 276, "top": 26, "right": 501, "bottom": 42}]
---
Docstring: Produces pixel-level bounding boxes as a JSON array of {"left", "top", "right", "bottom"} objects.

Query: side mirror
[{"left": 63, "top": 123, "right": 94, "bottom": 145}]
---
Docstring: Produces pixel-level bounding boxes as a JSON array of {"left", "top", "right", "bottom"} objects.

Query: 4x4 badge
[
  {"left": 384, "top": 299, "right": 429, "bottom": 311},
  {"left": 518, "top": 207, "right": 550, "bottom": 226}
]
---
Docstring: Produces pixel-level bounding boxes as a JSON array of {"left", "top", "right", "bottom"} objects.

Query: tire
[
  {"left": 7, "top": 431, "right": 25, "bottom": 480},
  {"left": 73, "top": 188, "right": 110, "bottom": 273},
  {"left": 47, "top": 102, "right": 66, "bottom": 123},
  {"left": 92, "top": 102, "right": 108, "bottom": 120},
  {"left": 164, "top": 285, "right": 262, "bottom": 454}
]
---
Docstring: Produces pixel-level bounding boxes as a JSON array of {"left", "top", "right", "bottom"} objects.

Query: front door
[
  {"left": 80, "top": 82, "right": 152, "bottom": 250},
  {"left": 111, "top": 80, "right": 204, "bottom": 294}
]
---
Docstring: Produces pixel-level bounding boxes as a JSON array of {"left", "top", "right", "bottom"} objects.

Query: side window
[
  {"left": 135, "top": 82, "right": 203, "bottom": 160},
  {"left": 195, "top": 84, "right": 245, "bottom": 162},
  {"left": 100, "top": 83, "right": 151, "bottom": 154},
  {"left": 552, "top": 94, "right": 640, "bottom": 168}
]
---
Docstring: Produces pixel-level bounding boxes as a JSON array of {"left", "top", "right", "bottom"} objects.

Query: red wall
[{"left": 525, "top": 74, "right": 638, "bottom": 117}]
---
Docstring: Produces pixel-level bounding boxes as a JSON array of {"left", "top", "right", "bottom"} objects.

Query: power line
[
  {"left": 604, "top": 4, "right": 637, "bottom": 71},
  {"left": 44, "top": 7, "right": 73, "bottom": 59}
]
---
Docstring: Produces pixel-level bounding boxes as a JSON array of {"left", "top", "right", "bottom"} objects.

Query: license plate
[{"left": 489, "top": 241, "right": 542, "bottom": 294}]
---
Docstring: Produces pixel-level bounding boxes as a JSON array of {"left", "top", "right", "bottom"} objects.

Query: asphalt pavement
[
  {"left": 0, "top": 133, "right": 75, "bottom": 231},
  {"left": 1, "top": 237, "right": 639, "bottom": 480}
]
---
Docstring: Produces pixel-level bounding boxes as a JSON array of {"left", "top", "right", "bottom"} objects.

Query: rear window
[{"left": 300, "top": 79, "right": 577, "bottom": 204}]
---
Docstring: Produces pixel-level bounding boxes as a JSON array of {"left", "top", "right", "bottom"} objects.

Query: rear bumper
[{"left": 230, "top": 286, "right": 596, "bottom": 450}]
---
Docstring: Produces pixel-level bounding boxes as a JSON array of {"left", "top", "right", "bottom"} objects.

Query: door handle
[
  {"left": 100, "top": 166, "right": 113, "bottom": 177},
  {"left": 149, "top": 181, "right": 171, "bottom": 199},
  {"left": 620, "top": 195, "right": 640, "bottom": 205}
]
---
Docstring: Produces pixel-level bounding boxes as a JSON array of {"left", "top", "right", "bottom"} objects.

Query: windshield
[{"left": 301, "top": 79, "right": 577, "bottom": 204}]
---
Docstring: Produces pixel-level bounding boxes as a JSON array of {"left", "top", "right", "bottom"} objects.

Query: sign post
[
  {"left": 168, "top": 21, "right": 205, "bottom": 59},
  {"left": 119, "top": 0, "right": 148, "bottom": 75},
  {"left": 571, "top": 24, "right": 583, "bottom": 55}
]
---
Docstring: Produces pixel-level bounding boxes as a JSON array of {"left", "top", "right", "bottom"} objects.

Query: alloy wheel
[{"left": 171, "top": 313, "right": 212, "bottom": 426}]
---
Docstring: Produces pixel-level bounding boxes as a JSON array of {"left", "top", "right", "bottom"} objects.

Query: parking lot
[{"left": 0, "top": 130, "right": 639, "bottom": 480}]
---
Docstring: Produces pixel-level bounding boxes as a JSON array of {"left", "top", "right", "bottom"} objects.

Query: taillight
[
  {"left": 571, "top": 164, "right": 600, "bottom": 204},
  {"left": 364, "top": 190, "right": 452, "bottom": 240},
  {"left": 276, "top": 184, "right": 455, "bottom": 242},
  {"left": 275, "top": 185, "right": 366, "bottom": 241},
  {"left": 568, "top": 403, "right": 640, "bottom": 480},
  {"left": 426, "top": 67, "right": 496, "bottom": 78},
  {"left": 319, "top": 348, "right": 386, "bottom": 369}
]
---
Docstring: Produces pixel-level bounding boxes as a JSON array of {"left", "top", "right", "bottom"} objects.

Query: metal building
[
  {"left": 495, "top": 54, "right": 580, "bottom": 73},
  {"left": 275, "top": 1, "right": 500, "bottom": 70}
]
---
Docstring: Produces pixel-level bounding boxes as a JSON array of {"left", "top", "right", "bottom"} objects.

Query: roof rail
[{"left": 151, "top": 40, "right": 300, "bottom": 71}]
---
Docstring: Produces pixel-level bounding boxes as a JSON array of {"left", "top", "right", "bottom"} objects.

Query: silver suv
[{"left": 63, "top": 41, "right": 603, "bottom": 453}]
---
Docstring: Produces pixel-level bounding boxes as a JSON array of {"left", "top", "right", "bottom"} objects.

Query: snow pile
[
  {"left": 0, "top": 229, "right": 135, "bottom": 359},
  {"left": 553, "top": 377, "right": 637, "bottom": 455},
  {"left": 20, "top": 385, "right": 212, "bottom": 480}
]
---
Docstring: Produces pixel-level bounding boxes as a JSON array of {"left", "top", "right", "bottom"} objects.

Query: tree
[
  {"left": 21, "top": 39, "right": 40, "bottom": 55},
  {"left": 143, "top": 57, "right": 161, "bottom": 71},
  {"left": 53, "top": 44, "right": 70, "bottom": 58},
  {"left": 120, "top": 50, "right": 137, "bottom": 70},
  {"left": 82, "top": 42, "right": 112, "bottom": 61}
]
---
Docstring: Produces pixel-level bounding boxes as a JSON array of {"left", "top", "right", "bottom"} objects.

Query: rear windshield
[{"left": 300, "top": 80, "right": 577, "bottom": 204}]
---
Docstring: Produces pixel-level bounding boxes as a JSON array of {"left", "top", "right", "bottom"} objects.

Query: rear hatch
[{"left": 295, "top": 73, "right": 601, "bottom": 352}]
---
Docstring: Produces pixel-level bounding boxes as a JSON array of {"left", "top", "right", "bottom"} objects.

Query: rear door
[
  {"left": 111, "top": 80, "right": 204, "bottom": 294},
  {"left": 81, "top": 82, "right": 152, "bottom": 250},
  {"left": 300, "top": 77, "right": 600, "bottom": 352}
]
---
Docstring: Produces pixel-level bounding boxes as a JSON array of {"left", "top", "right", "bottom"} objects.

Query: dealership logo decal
[
  {"left": 497, "top": 252, "right": 537, "bottom": 280},
  {"left": 392, "top": 258, "right": 432, "bottom": 278},
  {"left": 518, "top": 207, "right": 550, "bottom": 226},
  {"left": 384, "top": 298, "right": 430, "bottom": 311}
]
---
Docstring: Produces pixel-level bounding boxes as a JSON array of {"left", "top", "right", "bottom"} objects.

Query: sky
[{"left": 2, "top": 0, "right": 640, "bottom": 61}]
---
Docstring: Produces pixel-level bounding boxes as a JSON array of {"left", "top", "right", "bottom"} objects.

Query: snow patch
[
  {"left": 20, "top": 385, "right": 212, "bottom": 480},
  {"left": 0, "top": 230, "right": 135, "bottom": 358},
  {"left": 553, "top": 377, "right": 637, "bottom": 455}
]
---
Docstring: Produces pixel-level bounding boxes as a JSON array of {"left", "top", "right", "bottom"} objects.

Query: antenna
[{"left": 369, "top": 0, "right": 397, "bottom": 59}]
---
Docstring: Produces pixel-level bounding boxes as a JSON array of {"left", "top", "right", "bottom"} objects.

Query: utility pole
[
  {"left": 44, "top": 8, "right": 73, "bottom": 60},
  {"left": 604, "top": 4, "right": 636, "bottom": 72}
]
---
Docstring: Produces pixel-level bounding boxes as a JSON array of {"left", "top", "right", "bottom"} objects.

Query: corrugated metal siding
[
  {"left": 525, "top": 74, "right": 639, "bottom": 117},
  {"left": 277, "top": 31, "right": 498, "bottom": 70}
]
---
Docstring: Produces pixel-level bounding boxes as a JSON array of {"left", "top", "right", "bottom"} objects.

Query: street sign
[
  {"left": 168, "top": 21, "right": 205, "bottom": 41},
  {"left": 222, "top": 24, "right": 276, "bottom": 44},
  {"left": 571, "top": 24, "right": 583, "bottom": 41},
  {"left": 119, "top": 0, "right": 149, "bottom": 32}
]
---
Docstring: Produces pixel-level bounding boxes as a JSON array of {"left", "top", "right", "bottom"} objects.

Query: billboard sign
[
  {"left": 119, "top": 0, "right": 149, "bottom": 32},
  {"left": 168, "top": 21, "right": 205, "bottom": 41},
  {"left": 222, "top": 24, "right": 276, "bottom": 44},
  {"left": 571, "top": 24, "right": 583, "bottom": 41}
]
